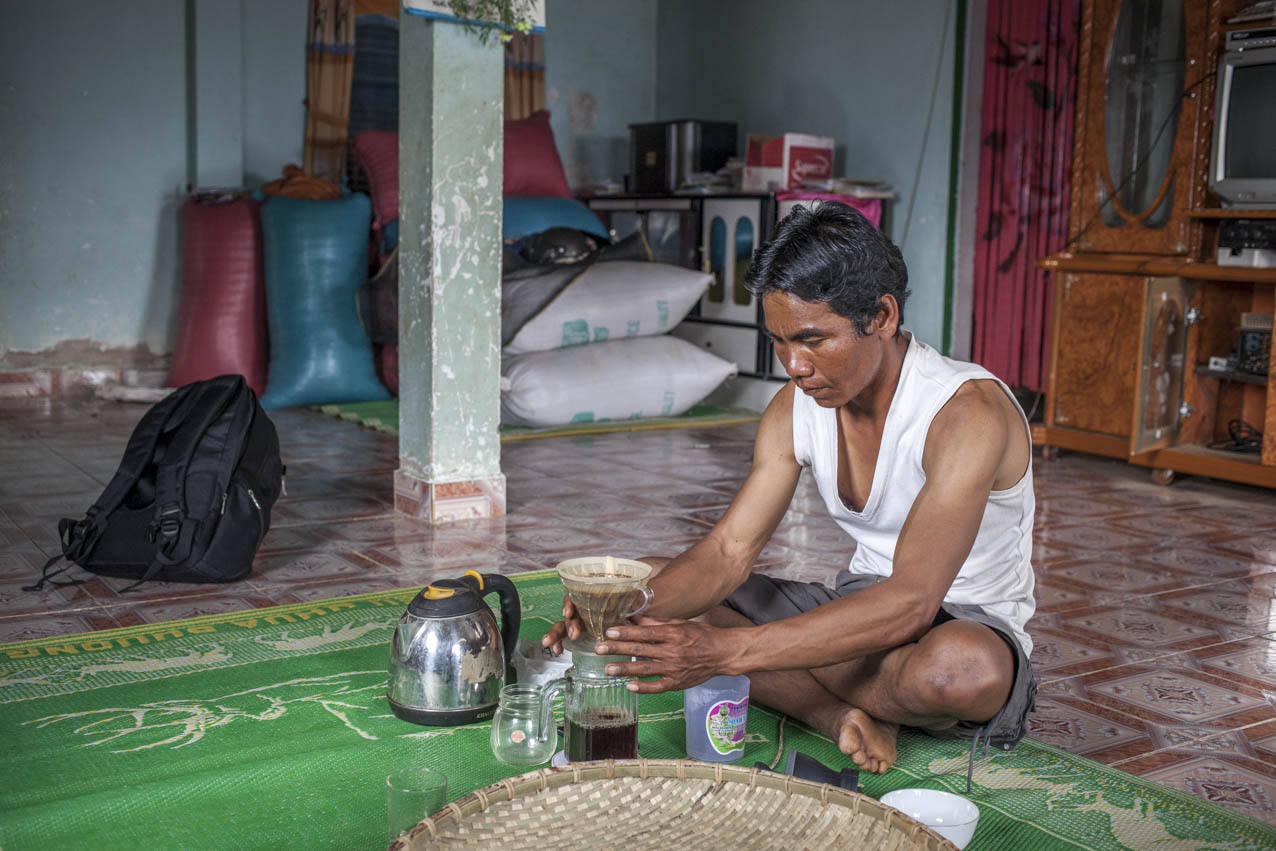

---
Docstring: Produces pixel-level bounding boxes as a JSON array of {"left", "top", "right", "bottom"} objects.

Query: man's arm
[
  {"left": 642, "top": 382, "right": 804, "bottom": 619},
  {"left": 601, "top": 382, "right": 1021, "bottom": 689},
  {"left": 541, "top": 383, "right": 802, "bottom": 652},
  {"left": 724, "top": 382, "right": 1017, "bottom": 671}
]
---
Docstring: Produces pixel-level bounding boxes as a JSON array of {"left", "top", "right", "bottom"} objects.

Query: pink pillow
[
  {"left": 504, "top": 110, "right": 571, "bottom": 197},
  {"left": 354, "top": 130, "right": 400, "bottom": 228}
]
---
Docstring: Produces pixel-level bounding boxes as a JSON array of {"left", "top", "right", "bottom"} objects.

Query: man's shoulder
[{"left": 922, "top": 380, "right": 1029, "bottom": 485}]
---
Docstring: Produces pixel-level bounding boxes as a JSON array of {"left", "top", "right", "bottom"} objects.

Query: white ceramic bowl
[{"left": 880, "top": 788, "right": 980, "bottom": 849}]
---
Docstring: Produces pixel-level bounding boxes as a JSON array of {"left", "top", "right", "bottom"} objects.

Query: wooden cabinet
[{"left": 1038, "top": 0, "right": 1276, "bottom": 488}]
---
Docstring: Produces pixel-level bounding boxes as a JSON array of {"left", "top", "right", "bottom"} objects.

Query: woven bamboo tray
[{"left": 391, "top": 759, "right": 959, "bottom": 850}]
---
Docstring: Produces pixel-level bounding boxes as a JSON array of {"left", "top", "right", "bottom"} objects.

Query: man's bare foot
[{"left": 834, "top": 707, "right": 898, "bottom": 773}]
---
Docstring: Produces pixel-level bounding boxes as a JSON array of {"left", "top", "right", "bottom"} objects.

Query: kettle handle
[{"left": 463, "top": 571, "right": 521, "bottom": 664}]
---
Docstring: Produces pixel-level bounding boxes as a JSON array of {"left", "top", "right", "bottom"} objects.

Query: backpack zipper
[
  {"left": 246, "top": 487, "right": 266, "bottom": 548},
  {"left": 220, "top": 491, "right": 228, "bottom": 515}
]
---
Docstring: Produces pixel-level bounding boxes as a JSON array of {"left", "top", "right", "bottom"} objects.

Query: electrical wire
[{"left": 1207, "top": 418, "right": 1263, "bottom": 453}]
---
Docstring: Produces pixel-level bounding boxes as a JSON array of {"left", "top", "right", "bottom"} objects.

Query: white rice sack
[
  {"left": 500, "top": 335, "right": 737, "bottom": 427},
  {"left": 503, "top": 261, "right": 712, "bottom": 356}
]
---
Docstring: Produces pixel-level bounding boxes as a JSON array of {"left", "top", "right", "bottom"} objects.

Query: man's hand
[
  {"left": 540, "top": 596, "right": 585, "bottom": 655},
  {"left": 595, "top": 615, "right": 740, "bottom": 694}
]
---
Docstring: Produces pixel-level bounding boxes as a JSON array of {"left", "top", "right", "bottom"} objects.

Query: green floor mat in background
[{"left": 315, "top": 400, "right": 761, "bottom": 441}]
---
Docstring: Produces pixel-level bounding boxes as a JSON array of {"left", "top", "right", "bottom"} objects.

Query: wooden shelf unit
[{"left": 1036, "top": 0, "right": 1276, "bottom": 489}]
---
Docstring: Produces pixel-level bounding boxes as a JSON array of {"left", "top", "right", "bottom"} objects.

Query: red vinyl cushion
[
  {"left": 376, "top": 343, "right": 398, "bottom": 397},
  {"left": 354, "top": 112, "right": 571, "bottom": 226},
  {"left": 353, "top": 130, "right": 400, "bottom": 228},
  {"left": 167, "top": 198, "right": 269, "bottom": 396},
  {"left": 504, "top": 110, "right": 571, "bottom": 197}
]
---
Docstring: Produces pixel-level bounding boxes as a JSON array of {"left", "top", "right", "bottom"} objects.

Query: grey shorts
[{"left": 723, "top": 571, "right": 1036, "bottom": 748}]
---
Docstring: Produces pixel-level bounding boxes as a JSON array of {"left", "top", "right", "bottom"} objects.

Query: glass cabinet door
[
  {"left": 1131, "top": 276, "right": 1192, "bottom": 454},
  {"left": 1071, "top": 0, "right": 1207, "bottom": 256},
  {"left": 1102, "top": 0, "right": 1185, "bottom": 231}
]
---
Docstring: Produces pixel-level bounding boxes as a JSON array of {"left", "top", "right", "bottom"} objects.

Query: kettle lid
[{"left": 406, "top": 570, "right": 487, "bottom": 619}]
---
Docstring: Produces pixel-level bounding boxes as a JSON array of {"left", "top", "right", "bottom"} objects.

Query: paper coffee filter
[
  {"left": 557, "top": 556, "right": 653, "bottom": 640},
  {"left": 556, "top": 556, "right": 652, "bottom": 585}
]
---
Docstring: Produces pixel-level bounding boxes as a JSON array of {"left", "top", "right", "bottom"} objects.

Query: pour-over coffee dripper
[{"left": 556, "top": 556, "right": 654, "bottom": 640}]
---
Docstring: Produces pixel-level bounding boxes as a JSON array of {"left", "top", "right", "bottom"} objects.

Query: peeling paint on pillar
[{"left": 398, "top": 16, "right": 502, "bottom": 484}]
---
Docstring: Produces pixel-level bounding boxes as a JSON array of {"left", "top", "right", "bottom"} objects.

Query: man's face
[{"left": 763, "top": 291, "right": 884, "bottom": 408}]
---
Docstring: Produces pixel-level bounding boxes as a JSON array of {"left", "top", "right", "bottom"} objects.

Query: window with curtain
[
  {"left": 504, "top": 31, "right": 545, "bottom": 121},
  {"left": 304, "top": 0, "right": 357, "bottom": 183}
]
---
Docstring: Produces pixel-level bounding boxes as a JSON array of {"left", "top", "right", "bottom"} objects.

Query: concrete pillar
[{"left": 394, "top": 14, "right": 505, "bottom": 523}]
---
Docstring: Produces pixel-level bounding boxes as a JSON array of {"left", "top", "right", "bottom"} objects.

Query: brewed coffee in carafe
[
  {"left": 556, "top": 556, "right": 654, "bottom": 640},
  {"left": 557, "top": 636, "right": 639, "bottom": 761}
]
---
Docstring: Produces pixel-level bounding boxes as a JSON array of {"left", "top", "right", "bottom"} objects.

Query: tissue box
[{"left": 742, "top": 132, "right": 835, "bottom": 192}]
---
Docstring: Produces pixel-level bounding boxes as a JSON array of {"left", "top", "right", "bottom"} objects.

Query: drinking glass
[{"left": 386, "top": 767, "right": 447, "bottom": 842}]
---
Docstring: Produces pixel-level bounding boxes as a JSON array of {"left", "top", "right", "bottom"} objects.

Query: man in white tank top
[{"left": 544, "top": 202, "right": 1037, "bottom": 779}]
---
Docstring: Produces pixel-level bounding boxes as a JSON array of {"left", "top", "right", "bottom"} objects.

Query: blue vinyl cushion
[{"left": 502, "top": 196, "right": 610, "bottom": 242}]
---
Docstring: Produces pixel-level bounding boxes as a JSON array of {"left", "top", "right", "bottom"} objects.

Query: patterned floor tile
[
  {"left": 1112, "top": 753, "right": 1276, "bottom": 823},
  {"left": 1026, "top": 696, "right": 1153, "bottom": 758},
  {"left": 1192, "top": 641, "right": 1276, "bottom": 690},
  {"left": 0, "top": 610, "right": 105, "bottom": 641},
  {"left": 250, "top": 550, "right": 380, "bottom": 584},
  {"left": 1032, "top": 523, "right": 1158, "bottom": 554},
  {"left": 1059, "top": 605, "right": 1224, "bottom": 649},
  {"left": 1085, "top": 669, "right": 1273, "bottom": 726},
  {"left": 98, "top": 593, "right": 283, "bottom": 624},
  {"left": 1154, "top": 588, "right": 1276, "bottom": 631},
  {"left": 1029, "top": 628, "right": 1118, "bottom": 678}
]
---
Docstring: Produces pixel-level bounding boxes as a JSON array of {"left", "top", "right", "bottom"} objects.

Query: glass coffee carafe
[{"left": 546, "top": 637, "right": 639, "bottom": 761}]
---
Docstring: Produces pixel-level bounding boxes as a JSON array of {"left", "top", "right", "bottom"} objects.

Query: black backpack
[{"left": 26, "top": 374, "right": 284, "bottom": 592}]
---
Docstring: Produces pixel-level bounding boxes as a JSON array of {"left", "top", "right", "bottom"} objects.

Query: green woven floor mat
[
  {"left": 314, "top": 400, "right": 761, "bottom": 440},
  {"left": 2, "top": 571, "right": 1273, "bottom": 850}
]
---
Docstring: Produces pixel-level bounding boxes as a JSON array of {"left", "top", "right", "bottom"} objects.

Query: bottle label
[{"left": 706, "top": 697, "right": 748, "bottom": 755}]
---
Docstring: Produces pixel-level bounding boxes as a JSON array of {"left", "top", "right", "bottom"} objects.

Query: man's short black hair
[{"left": 744, "top": 201, "right": 910, "bottom": 335}]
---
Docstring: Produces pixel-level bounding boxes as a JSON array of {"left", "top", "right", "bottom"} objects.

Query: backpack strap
[
  {"left": 31, "top": 385, "right": 201, "bottom": 593},
  {"left": 22, "top": 520, "right": 93, "bottom": 591},
  {"left": 128, "top": 376, "right": 252, "bottom": 590}
]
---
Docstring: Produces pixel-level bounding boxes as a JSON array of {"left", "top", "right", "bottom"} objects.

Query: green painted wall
[
  {"left": 0, "top": 0, "right": 306, "bottom": 364},
  {"left": 655, "top": 0, "right": 959, "bottom": 349},
  {"left": 544, "top": 0, "right": 658, "bottom": 190}
]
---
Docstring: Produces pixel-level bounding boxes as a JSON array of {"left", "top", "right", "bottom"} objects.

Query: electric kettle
[{"left": 387, "top": 569, "right": 521, "bottom": 726}]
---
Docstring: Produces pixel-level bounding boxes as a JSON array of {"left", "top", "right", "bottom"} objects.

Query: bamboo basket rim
[{"left": 392, "top": 758, "right": 960, "bottom": 850}]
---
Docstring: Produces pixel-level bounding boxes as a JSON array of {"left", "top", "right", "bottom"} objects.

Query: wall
[
  {"left": 0, "top": 0, "right": 306, "bottom": 367},
  {"left": 656, "top": 0, "right": 960, "bottom": 349},
  {"left": 243, "top": 0, "right": 308, "bottom": 186},
  {"left": 544, "top": 0, "right": 658, "bottom": 190}
]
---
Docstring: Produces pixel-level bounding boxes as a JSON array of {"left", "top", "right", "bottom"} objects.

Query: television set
[{"left": 1208, "top": 44, "right": 1276, "bottom": 208}]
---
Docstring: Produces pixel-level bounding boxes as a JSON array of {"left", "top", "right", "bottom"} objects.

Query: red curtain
[{"left": 972, "top": 0, "right": 1080, "bottom": 392}]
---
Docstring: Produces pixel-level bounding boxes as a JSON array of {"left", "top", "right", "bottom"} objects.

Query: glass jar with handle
[{"left": 490, "top": 683, "right": 558, "bottom": 765}]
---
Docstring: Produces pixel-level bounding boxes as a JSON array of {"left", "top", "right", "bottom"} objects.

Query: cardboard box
[{"left": 741, "top": 132, "right": 834, "bottom": 191}]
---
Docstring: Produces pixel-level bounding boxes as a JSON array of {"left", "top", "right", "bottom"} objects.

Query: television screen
[{"left": 1223, "top": 63, "right": 1276, "bottom": 180}]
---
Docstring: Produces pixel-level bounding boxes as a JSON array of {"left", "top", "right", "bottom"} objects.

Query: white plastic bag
[
  {"left": 503, "top": 261, "right": 711, "bottom": 356},
  {"left": 500, "top": 335, "right": 737, "bottom": 427}
]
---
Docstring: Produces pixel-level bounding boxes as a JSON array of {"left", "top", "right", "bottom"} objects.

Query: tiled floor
[{"left": 3, "top": 395, "right": 1276, "bottom": 825}]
